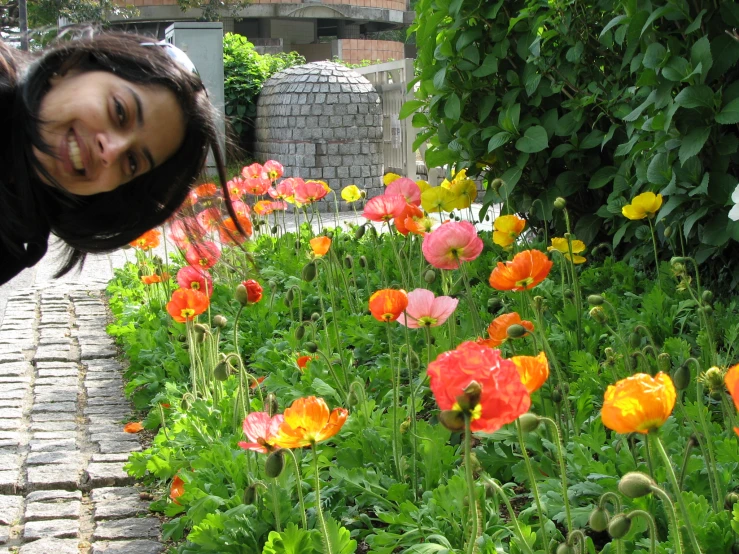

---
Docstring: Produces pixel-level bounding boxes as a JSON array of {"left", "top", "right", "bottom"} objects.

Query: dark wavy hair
[{"left": 0, "top": 30, "right": 239, "bottom": 277}]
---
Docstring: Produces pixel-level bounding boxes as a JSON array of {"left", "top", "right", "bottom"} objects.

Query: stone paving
[{"left": 0, "top": 282, "right": 163, "bottom": 554}]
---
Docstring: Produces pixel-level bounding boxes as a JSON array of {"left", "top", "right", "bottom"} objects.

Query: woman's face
[{"left": 34, "top": 70, "right": 186, "bottom": 196}]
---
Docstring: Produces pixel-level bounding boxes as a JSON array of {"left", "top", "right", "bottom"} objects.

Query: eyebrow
[{"left": 126, "top": 86, "right": 156, "bottom": 171}]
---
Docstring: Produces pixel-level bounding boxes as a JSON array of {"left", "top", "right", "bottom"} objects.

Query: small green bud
[
  {"left": 604, "top": 347, "right": 615, "bottom": 359},
  {"left": 487, "top": 297, "right": 503, "bottom": 313},
  {"left": 618, "top": 471, "right": 655, "bottom": 499},
  {"left": 295, "top": 325, "right": 306, "bottom": 340},
  {"left": 285, "top": 288, "right": 295, "bottom": 305},
  {"left": 553, "top": 197, "right": 567, "bottom": 210},
  {"left": 518, "top": 413, "right": 541, "bottom": 433},
  {"left": 438, "top": 409, "right": 465, "bottom": 431},
  {"left": 702, "top": 304, "right": 713, "bottom": 315},
  {"left": 424, "top": 269, "right": 437, "bottom": 284},
  {"left": 564, "top": 288, "right": 575, "bottom": 301},
  {"left": 177, "top": 334, "right": 187, "bottom": 342},
  {"left": 266, "top": 393, "right": 279, "bottom": 417},
  {"left": 552, "top": 388, "right": 563, "bottom": 404},
  {"left": 214, "top": 360, "right": 230, "bottom": 381},
  {"left": 588, "top": 506, "right": 610, "bottom": 532},
  {"left": 589, "top": 306, "right": 608, "bottom": 324},
  {"left": 556, "top": 543, "right": 576, "bottom": 554},
  {"left": 400, "top": 418, "right": 411, "bottom": 434},
  {"left": 302, "top": 262, "right": 317, "bottom": 282},
  {"left": 359, "top": 255, "right": 368, "bottom": 268},
  {"left": 270, "top": 225, "right": 278, "bottom": 234},
  {"left": 268, "top": 280, "right": 277, "bottom": 291},
  {"left": 243, "top": 483, "right": 258, "bottom": 505},
  {"left": 506, "top": 323, "right": 528, "bottom": 339},
  {"left": 354, "top": 225, "right": 366, "bottom": 239},
  {"left": 235, "top": 284, "right": 248, "bottom": 306},
  {"left": 455, "top": 381, "right": 482, "bottom": 413},
  {"left": 305, "top": 341, "right": 318, "bottom": 353},
  {"left": 311, "top": 312, "right": 320, "bottom": 322},
  {"left": 344, "top": 255, "right": 354, "bottom": 269},
  {"left": 265, "top": 449, "right": 285, "bottom": 478},
  {"left": 325, "top": 231, "right": 334, "bottom": 239},
  {"left": 490, "top": 178, "right": 504, "bottom": 192},
  {"left": 663, "top": 225, "right": 673, "bottom": 238},
  {"left": 607, "top": 514, "right": 632, "bottom": 539},
  {"left": 587, "top": 294, "right": 604, "bottom": 306},
  {"left": 657, "top": 352, "right": 672, "bottom": 373},
  {"left": 213, "top": 315, "right": 227, "bottom": 329},
  {"left": 629, "top": 332, "right": 641, "bottom": 349},
  {"left": 702, "top": 290, "right": 713, "bottom": 304},
  {"left": 725, "top": 492, "right": 739, "bottom": 510}
]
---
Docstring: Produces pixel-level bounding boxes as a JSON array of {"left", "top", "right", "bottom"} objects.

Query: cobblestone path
[{"left": 0, "top": 282, "right": 163, "bottom": 554}]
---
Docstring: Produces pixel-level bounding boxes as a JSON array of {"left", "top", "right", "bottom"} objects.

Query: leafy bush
[
  {"left": 223, "top": 33, "right": 305, "bottom": 153},
  {"left": 406, "top": 0, "right": 739, "bottom": 284}
]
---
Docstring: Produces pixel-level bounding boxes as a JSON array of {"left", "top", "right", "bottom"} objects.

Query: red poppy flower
[
  {"left": 170, "top": 475, "right": 185, "bottom": 504},
  {"left": 394, "top": 204, "right": 423, "bottom": 236},
  {"left": 176, "top": 266, "right": 213, "bottom": 297},
  {"left": 369, "top": 289, "right": 409, "bottom": 322},
  {"left": 297, "top": 355, "right": 316, "bottom": 370},
  {"left": 242, "top": 279, "right": 263, "bottom": 304},
  {"left": 489, "top": 249, "right": 553, "bottom": 292},
  {"left": 478, "top": 312, "right": 534, "bottom": 348},
  {"left": 427, "top": 341, "right": 531, "bottom": 433},
  {"left": 123, "top": 422, "right": 144, "bottom": 433},
  {"left": 362, "top": 194, "right": 407, "bottom": 222},
  {"left": 166, "top": 288, "right": 209, "bottom": 323},
  {"left": 184, "top": 241, "right": 221, "bottom": 270},
  {"left": 129, "top": 229, "right": 161, "bottom": 250}
]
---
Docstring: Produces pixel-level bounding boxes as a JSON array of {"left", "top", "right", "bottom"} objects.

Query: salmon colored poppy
[
  {"left": 166, "top": 288, "right": 209, "bottom": 323},
  {"left": 184, "top": 241, "right": 221, "bottom": 270},
  {"left": 427, "top": 341, "right": 530, "bottom": 433},
  {"left": 264, "top": 160, "right": 284, "bottom": 181},
  {"left": 362, "top": 194, "right": 407, "bottom": 222},
  {"left": 193, "top": 182, "right": 218, "bottom": 198},
  {"left": 510, "top": 352, "right": 549, "bottom": 393},
  {"left": 168, "top": 218, "right": 205, "bottom": 250},
  {"left": 601, "top": 372, "right": 676, "bottom": 434},
  {"left": 386, "top": 178, "right": 422, "bottom": 206},
  {"left": 297, "top": 355, "right": 316, "bottom": 370},
  {"left": 310, "top": 236, "right": 332, "bottom": 257},
  {"left": 238, "top": 412, "right": 284, "bottom": 453},
  {"left": 294, "top": 180, "right": 329, "bottom": 204},
  {"left": 422, "top": 221, "right": 483, "bottom": 270},
  {"left": 273, "top": 178, "right": 301, "bottom": 203},
  {"left": 130, "top": 229, "right": 161, "bottom": 250},
  {"left": 479, "top": 312, "right": 534, "bottom": 348},
  {"left": 227, "top": 176, "right": 248, "bottom": 199},
  {"left": 196, "top": 207, "right": 222, "bottom": 233},
  {"left": 250, "top": 376, "right": 266, "bottom": 390},
  {"left": 170, "top": 475, "right": 185, "bottom": 504},
  {"left": 244, "top": 177, "right": 271, "bottom": 195},
  {"left": 369, "top": 289, "right": 409, "bottom": 323},
  {"left": 489, "top": 249, "right": 553, "bottom": 292},
  {"left": 273, "top": 396, "right": 348, "bottom": 449},
  {"left": 123, "top": 422, "right": 144, "bottom": 433},
  {"left": 242, "top": 163, "right": 267, "bottom": 180},
  {"left": 492, "top": 215, "right": 526, "bottom": 248},
  {"left": 176, "top": 266, "right": 213, "bottom": 297}
]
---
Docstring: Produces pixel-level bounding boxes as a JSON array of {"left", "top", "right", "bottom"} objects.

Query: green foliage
[
  {"left": 223, "top": 34, "right": 305, "bottom": 150},
  {"left": 408, "top": 0, "right": 739, "bottom": 283}
]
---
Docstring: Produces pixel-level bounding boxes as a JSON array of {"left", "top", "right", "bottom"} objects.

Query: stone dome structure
[{"left": 254, "top": 61, "right": 383, "bottom": 210}]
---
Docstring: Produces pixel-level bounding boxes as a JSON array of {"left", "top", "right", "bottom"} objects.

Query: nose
[{"left": 96, "top": 131, "right": 129, "bottom": 167}]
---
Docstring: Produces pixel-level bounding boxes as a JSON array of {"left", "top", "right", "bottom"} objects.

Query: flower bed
[{"left": 108, "top": 163, "right": 739, "bottom": 553}]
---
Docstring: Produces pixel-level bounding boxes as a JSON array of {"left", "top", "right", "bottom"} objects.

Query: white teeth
[{"left": 67, "top": 134, "right": 84, "bottom": 171}]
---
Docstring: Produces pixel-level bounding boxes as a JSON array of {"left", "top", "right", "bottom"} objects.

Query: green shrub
[
  {"left": 223, "top": 33, "right": 305, "bottom": 152},
  {"left": 407, "top": 0, "right": 739, "bottom": 284}
]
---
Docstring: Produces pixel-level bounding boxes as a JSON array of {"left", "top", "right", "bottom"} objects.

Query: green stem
[
  {"left": 647, "top": 218, "right": 662, "bottom": 290},
  {"left": 516, "top": 420, "right": 548, "bottom": 550},
  {"left": 285, "top": 449, "right": 307, "bottom": 529},
  {"left": 483, "top": 477, "right": 535, "bottom": 554},
  {"left": 385, "top": 323, "right": 403, "bottom": 481},
  {"left": 271, "top": 481, "right": 282, "bottom": 532},
  {"left": 463, "top": 415, "right": 479, "bottom": 554},
  {"left": 626, "top": 510, "right": 657, "bottom": 554},
  {"left": 650, "top": 484, "right": 684, "bottom": 554},
  {"left": 402, "top": 320, "right": 419, "bottom": 500},
  {"left": 457, "top": 259, "right": 483, "bottom": 337},
  {"left": 541, "top": 417, "right": 572, "bottom": 534},
  {"left": 651, "top": 433, "right": 703, "bottom": 554},
  {"left": 311, "top": 443, "right": 333, "bottom": 554}
]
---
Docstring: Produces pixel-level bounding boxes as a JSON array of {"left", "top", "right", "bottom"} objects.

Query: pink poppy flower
[
  {"left": 196, "top": 207, "right": 221, "bottom": 233},
  {"left": 244, "top": 177, "right": 271, "bottom": 195},
  {"left": 238, "top": 412, "right": 284, "bottom": 454},
  {"left": 242, "top": 163, "right": 267, "bottom": 180},
  {"left": 230, "top": 200, "right": 251, "bottom": 220},
  {"left": 226, "top": 177, "right": 248, "bottom": 199},
  {"left": 263, "top": 160, "right": 284, "bottom": 181},
  {"left": 362, "top": 194, "right": 407, "bottom": 222},
  {"left": 176, "top": 266, "right": 213, "bottom": 297},
  {"left": 168, "top": 218, "right": 205, "bottom": 250},
  {"left": 271, "top": 178, "right": 302, "bottom": 202},
  {"left": 422, "top": 220, "right": 483, "bottom": 270},
  {"left": 397, "top": 288, "right": 458, "bottom": 328},
  {"left": 294, "top": 180, "right": 329, "bottom": 204},
  {"left": 386, "top": 177, "right": 421, "bottom": 207},
  {"left": 184, "top": 241, "right": 221, "bottom": 269}
]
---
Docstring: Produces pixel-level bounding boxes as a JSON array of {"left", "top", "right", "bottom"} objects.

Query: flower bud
[
  {"left": 302, "top": 262, "right": 317, "bottom": 282},
  {"left": 664, "top": 225, "right": 673, "bottom": 238},
  {"left": 564, "top": 288, "right": 574, "bottom": 301},
  {"left": 703, "top": 366, "right": 724, "bottom": 392},
  {"left": 214, "top": 360, "right": 230, "bottom": 381},
  {"left": 553, "top": 197, "right": 567, "bottom": 210},
  {"left": 533, "top": 296, "right": 545, "bottom": 312},
  {"left": 588, "top": 506, "right": 610, "bottom": 532},
  {"left": 604, "top": 347, "right": 615, "bottom": 359},
  {"left": 629, "top": 332, "right": 641, "bottom": 349},
  {"left": 607, "top": 514, "right": 632, "bottom": 539},
  {"left": 235, "top": 284, "right": 248, "bottom": 306},
  {"left": 455, "top": 381, "right": 482, "bottom": 413},
  {"left": 618, "top": 471, "right": 655, "bottom": 499},
  {"left": 506, "top": 324, "right": 528, "bottom": 339},
  {"left": 551, "top": 388, "right": 563, "bottom": 404},
  {"left": 285, "top": 288, "right": 295, "bottom": 306},
  {"left": 270, "top": 225, "right": 278, "bottom": 234},
  {"left": 359, "top": 255, "right": 368, "bottom": 268},
  {"left": 702, "top": 304, "right": 713, "bottom": 315},
  {"left": 213, "top": 315, "right": 227, "bottom": 329},
  {"left": 305, "top": 341, "right": 318, "bottom": 353},
  {"left": 438, "top": 409, "right": 465, "bottom": 431},
  {"left": 355, "top": 225, "right": 366, "bottom": 240},
  {"left": 490, "top": 178, "right": 504, "bottom": 192},
  {"left": 657, "top": 352, "right": 671, "bottom": 373},
  {"left": 344, "top": 255, "right": 354, "bottom": 269},
  {"left": 725, "top": 492, "right": 739, "bottom": 510},
  {"left": 265, "top": 449, "right": 285, "bottom": 478},
  {"left": 243, "top": 483, "right": 258, "bottom": 505},
  {"left": 295, "top": 325, "right": 306, "bottom": 341},
  {"left": 702, "top": 290, "right": 713, "bottom": 304},
  {"left": 587, "top": 294, "right": 604, "bottom": 306},
  {"left": 424, "top": 269, "right": 437, "bottom": 284},
  {"left": 177, "top": 334, "right": 187, "bottom": 342},
  {"left": 325, "top": 231, "right": 334, "bottom": 239},
  {"left": 518, "top": 413, "right": 541, "bottom": 432},
  {"left": 400, "top": 418, "right": 411, "bottom": 434},
  {"left": 268, "top": 280, "right": 277, "bottom": 291},
  {"left": 556, "top": 543, "right": 576, "bottom": 554},
  {"left": 589, "top": 306, "right": 608, "bottom": 324},
  {"left": 311, "top": 312, "right": 320, "bottom": 322},
  {"left": 487, "top": 297, "right": 503, "bottom": 314},
  {"left": 266, "top": 393, "right": 279, "bottom": 417}
]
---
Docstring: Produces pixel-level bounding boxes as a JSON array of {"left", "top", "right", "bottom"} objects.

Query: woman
[{"left": 0, "top": 30, "right": 240, "bottom": 285}]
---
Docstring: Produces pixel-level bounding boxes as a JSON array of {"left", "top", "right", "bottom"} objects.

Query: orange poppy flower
[
  {"left": 510, "top": 352, "right": 549, "bottom": 393},
  {"left": 130, "top": 229, "right": 161, "bottom": 250},
  {"left": 123, "top": 422, "right": 144, "bottom": 433},
  {"left": 492, "top": 215, "right": 526, "bottom": 248},
  {"left": 369, "top": 289, "right": 409, "bottom": 322},
  {"left": 170, "top": 475, "right": 185, "bottom": 504},
  {"left": 193, "top": 182, "right": 218, "bottom": 198},
  {"left": 479, "top": 312, "right": 534, "bottom": 348},
  {"left": 601, "top": 372, "right": 676, "bottom": 434},
  {"left": 166, "top": 288, "right": 209, "bottom": 323},
  {"left": 297, "top": 355, "right": 316, "bottom": 370},
  {"left": 725, "top": 363, "right": 739, "bottom": 435},
  {"left": 272, "top": 396, "right": 348, "bottom": 449},
  {"left": 310, "top": 236, "right": 332, "bottom": 257},
  {"left": 250, "top": 376, "right": 266, "bottom": 390},
  {"left": 489, "top": 249, "right": 553, "bottom": 292},
  {"left": 140, "top": 274, "right": 162, "bottom": 285}
]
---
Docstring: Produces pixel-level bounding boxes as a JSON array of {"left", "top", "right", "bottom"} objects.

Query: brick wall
[{"left": 339, "top": 39, "right": 405, "bottom": 65}]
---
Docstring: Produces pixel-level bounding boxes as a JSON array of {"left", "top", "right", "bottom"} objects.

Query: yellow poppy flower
[
  {"left": 622, "top": 192, "right": 663, "bottom": 220},
  {"left": 449, "top": 178, "right": 478, "bottom": 210},
  {"left": 421, "top": 187, "right": 458, "bottom": 213},
  {"left": 601, "top": 373, "right": 676, "bottom": 434},
  {"left": 341, "top": 185, "right": 362, "bottom": 203},
  {"left": 416, "top": 180, "right": 432, "bottom": 194},
  {"left": 383, "top": 173, "right": 401, "bottom": 186},
  {"left": 492, "top": 215, "right": 526, "bottom": 248},
  {"left": 547, "top": 237, "right": 587, "bottom": 264}
]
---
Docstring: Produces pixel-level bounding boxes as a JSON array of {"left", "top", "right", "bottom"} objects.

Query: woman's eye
[
  {"left": 127, "top": 153, "right": 138, "bottom": 175},
  {"left": 114, "top": 99, "right": 126, "bottom": 126}
]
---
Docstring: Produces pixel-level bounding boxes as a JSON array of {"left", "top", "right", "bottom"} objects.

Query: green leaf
[
  {"left": 647, "top": 152, "right": 672, "bottom": 185},
  {"left": 716, "top": 98, "right": 739, "bottom": 124},
  {"left": 566, "top": 41, "right": 584, "bottom": 63},
  {"left": 472, "top": 54, "right": 498, "bottom": 77},
  {"left": 589, "top": 166, "right": 617, "bottom": 189},
  {"left": 262, "top": 523, "right": 316, "bottom": 554},
  {"left": 322, "top": 518, "right": 357, "bottom": 554},
  {"left": 643, "top": 42, "right": 666, "bottom": 69},
  {"left": 599, "top": 15, "right": 628, "bottom": 39},
  {"left": 425, "top": 146, "right": 455, "bottom": 169},
  {"left": 514, "top": 125, "right": 549, "bottom": 153},
  {"left": 581, "top": 129, "right": 605, "bottom": 149},
  {"left": 613, "top": 222, "right": 631, "bottom": 249},
  {"left": 551, "top": 144, "right": 574, "bottom": 158},
  {"left": 689, "top": 172, "right": 709, "bottom": 197},
  {"left": 432, "top": 66, "right": 447, "bottom": 90},
  {"left": 488, "top": 131, "right": 512, "bottom": 152},
  {"left": 690, "top": 36, "right": 713, "bottom": 78},
  {"left": 478, "top": 96, "right": 496, "bottom": 121},
  {"left": 498, "top": 103, "right": 521, "bottom": 133},
  {"left": 685, "top": 9, "right": 707, "bottom": 34},
  {"left": 675, "top": 85, "right": 714, "bottom": 110},
  {"left": 679, "top": 127, "right": 711, "bottom": 165},
  {"left": 684, "top": 205, "right": 710, "bottom": 237},
  {"left": 702, "top": 212, "right": 734, "bottom": 246},
  {"left": 656, "top": 195, "right": 688, "bottom": 220},
  {"left": 399, "top": 100, "right": 425, "bottom": 120},
  {"left": 444, "top": 94, "right": 461, "bottom": 120}
]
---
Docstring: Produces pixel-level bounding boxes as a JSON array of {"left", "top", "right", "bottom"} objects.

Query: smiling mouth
[{"left": 67, "top": 132, "right": 85, "bottom": 174}]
